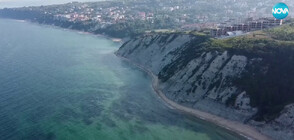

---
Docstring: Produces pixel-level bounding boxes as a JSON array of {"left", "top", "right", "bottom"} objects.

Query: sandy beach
[{"left": 116, "top": 54, "right": 273, "bottom": 140}]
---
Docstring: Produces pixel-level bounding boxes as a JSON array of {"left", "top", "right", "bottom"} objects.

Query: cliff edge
[{"left": 116, "top": 26, "right": 294, "bottom": 140}]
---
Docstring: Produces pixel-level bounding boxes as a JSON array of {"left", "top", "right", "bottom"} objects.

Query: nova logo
[
  {"left": 272, "top": 3, "right": 289, "bottom": 19},
  {"left": 272, "top": 8, "right": 289, "bottom": 14}
]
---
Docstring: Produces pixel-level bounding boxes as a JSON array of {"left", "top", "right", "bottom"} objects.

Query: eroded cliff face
[
  {"left": 117, "top": 34, "right": 257, "bottom": 120},
  {"left": 160, "top": 51, "right": 257, "bottom": 121},
  {"left": 116, "top": 33, "right": 294, "bottom": 140}
]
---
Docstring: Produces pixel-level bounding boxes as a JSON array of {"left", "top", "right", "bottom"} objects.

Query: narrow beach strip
[{"left": 116, "top": 54, "right": 273, "bottom": 140}]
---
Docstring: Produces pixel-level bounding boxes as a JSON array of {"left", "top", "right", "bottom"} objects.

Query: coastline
[
  {"left": 9, "top": 18, "right": 124, "bottom": 43},
  {"left": 115, "top": 53, "right": 273, "bottom": 140},
  {"left": 4, "top": 18, "right": 272, "bottom": 140}
]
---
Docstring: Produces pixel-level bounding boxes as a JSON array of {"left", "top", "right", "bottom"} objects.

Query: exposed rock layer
[{"left": 116, "top": 33, "right": 294, "bottom": 140}]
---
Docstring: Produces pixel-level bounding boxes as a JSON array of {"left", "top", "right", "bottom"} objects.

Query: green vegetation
[
  {"left": 266, "top": 23, "right": 294, "bottom": 41},
  {"left": 96, "top": 19, "right": 177, "bottom": 38},
  {"left": 204, "top": 26, "right": 294, "bottom": 122}
]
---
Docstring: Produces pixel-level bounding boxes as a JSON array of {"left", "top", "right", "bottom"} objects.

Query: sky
[{"left": 0, "top": 0, "right": 105, "bottom": 8}]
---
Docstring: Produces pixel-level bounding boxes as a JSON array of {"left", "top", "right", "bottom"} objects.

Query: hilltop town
[{"left": 0, "top": 0, "right": 293, "bottom": 38}]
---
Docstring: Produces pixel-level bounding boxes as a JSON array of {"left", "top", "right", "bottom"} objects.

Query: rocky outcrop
[
  {"left": 159, "top": 51, "right": 258, "bottom": 122},
  {"left": 116, "top": 33, "right": 294, "bottom": 140},
  {"left": 254, "top": 104, "right": 294, "bottom": 140}
]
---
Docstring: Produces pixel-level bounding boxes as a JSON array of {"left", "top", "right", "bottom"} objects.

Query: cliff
[{"left": 116, "top": 29, "right": 294, "bottom": 140}]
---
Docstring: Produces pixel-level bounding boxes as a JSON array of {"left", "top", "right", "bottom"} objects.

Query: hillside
[
  {"left": 116, "top": 25, "right": 294, "bottom": 140},
  {"left": 1, "top": 0, "right": 293, "bottom": 38}
]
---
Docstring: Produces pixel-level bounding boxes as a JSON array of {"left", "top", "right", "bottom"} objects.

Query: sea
[{"left": 0, "top": 19, "right": 245, "bottom": 140}]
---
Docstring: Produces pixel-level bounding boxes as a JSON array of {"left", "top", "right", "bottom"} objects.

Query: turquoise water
[{"left": 0, "top": 19, "right": 245, "bottom": 140}]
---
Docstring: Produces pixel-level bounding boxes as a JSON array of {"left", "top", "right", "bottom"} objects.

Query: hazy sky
[{"left": 0, "top": 0, "right": 105, "bottom": 8}]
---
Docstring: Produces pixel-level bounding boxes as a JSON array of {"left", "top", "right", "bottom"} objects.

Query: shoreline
[
  {"left": 116, "top": 54, "right": 273, "bottom": 140},
  {"left": 5, "top": 17, "right": 272, "bottom": 140},
  {"left": 7, "top": 18, "right": 124, "bottom": 43}
]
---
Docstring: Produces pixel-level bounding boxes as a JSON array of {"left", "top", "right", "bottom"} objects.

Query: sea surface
[
  {"left": 0, "top": 0, "right": 103, "bottom": 8},
  {"left": 0, "top": 19, "right": 246, "bottom": 140}
]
